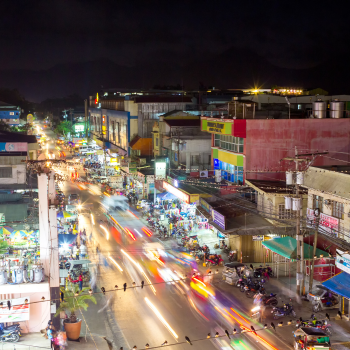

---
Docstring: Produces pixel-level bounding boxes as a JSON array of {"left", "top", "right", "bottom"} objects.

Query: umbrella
[
  {"left": 2, "top": 226, "right": 14, "bottom": 236},
  {"left": 57, "top": 211, "right": 72, "bottom": 218}
]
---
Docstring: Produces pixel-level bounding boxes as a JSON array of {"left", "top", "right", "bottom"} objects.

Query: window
[
  {"left": 278, "top": 204, "right": 296, "bottom": 219},
  {"left": 332, "top": 201, "right": 344, "bottom": 220},
  {"left": 155, "top": 137, "right": 159, "bottom": 147},
  {"left": 313, "top": 195, "right": 323, "bottom": 213},
  {"left": 112, "top": 121, "right": 116, "bottom": 141},
  {"left": 218, "top": 135, "right": 244, "bottom": 153},
  {"left": 191, "top": 154, "right": 200, "bottom": 165},
  {"left": 0, "top": 167, "right": 12, "bottom": 178}
]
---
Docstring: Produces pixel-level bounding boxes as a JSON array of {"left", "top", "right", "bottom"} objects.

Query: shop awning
[
  {"left": 322, "top": 272, "right": 350, "bottom": 299},
  {"left": 157, "top": 192, "right": 177, "bottom": 200},
  {"left": 262, "top": 236, "right": 329, "bottom": 259}
]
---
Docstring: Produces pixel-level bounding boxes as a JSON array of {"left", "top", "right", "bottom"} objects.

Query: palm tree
[{"left": 55, "top": 286, "right": 96, "bottom": 323}]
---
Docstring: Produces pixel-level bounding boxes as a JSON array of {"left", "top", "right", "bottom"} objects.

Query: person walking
[
  {"left": 78, "top": 273, "right": 83, "bottom": 291},
  {"left": 76, "top": 247, "right": 80, "bottom": 260}
]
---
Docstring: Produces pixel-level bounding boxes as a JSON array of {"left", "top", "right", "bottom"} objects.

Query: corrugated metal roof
[
  {"left": 304, "top": 166, "right": 350, "bottom": 200},
  {"left": 134, "top": 96, "right": 192, "bottom": 103},
  {"left": 164, "top": 119, "right": 200, "bottom": 127}
]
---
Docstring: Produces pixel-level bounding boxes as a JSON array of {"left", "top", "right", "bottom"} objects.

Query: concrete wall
[
  {"left": 0, "top": 164, "right": 26, "bottom": 184},
  {"left": 245, "top": 119, "right": 350, "bottom": 181}
]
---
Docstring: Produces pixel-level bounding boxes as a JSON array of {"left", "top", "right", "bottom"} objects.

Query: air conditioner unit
[
  {"left": 347, "top": 212, "right": 350, "bottom": 218},
  {"left": 324, "top": 199, "right": 331, "bottom": 205}
]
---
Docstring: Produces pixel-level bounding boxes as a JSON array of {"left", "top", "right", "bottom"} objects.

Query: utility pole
[
  {"left": 309, "top": 210, "right": 320, "bottom": 293},
  {"left": 282, "top": 148, "right": 328, "bottom": 296}
]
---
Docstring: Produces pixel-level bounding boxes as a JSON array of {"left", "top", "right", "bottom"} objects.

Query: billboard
[
  {"left": 155, "top": 162, "right": 166, "bottom": 179},
  {"left": 319, "top": 213, "right": 339, "bottom": 237},
  {"left": 0, "top": 142, "right": 27, "bottom": 152},
  {"left": 336, "top": 250, "right": 350, "bottom": 274},
  {"left": 0, "top": 297, "right": 30, "bottom": 322},
  {"left": 163, "top": 181, "right": 189, "bottom": 203},
  {"left": 211, "top": 209, "right": 226, "bottom": 230}
]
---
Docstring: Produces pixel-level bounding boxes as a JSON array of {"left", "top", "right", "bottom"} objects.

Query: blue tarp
[
  {"left": 58, "top": 233, "right": 77, "bottom": 246},
  {"left": 322, "top": 272, "right": 350, "bottom": 299},
  {"left": 157, "top": 192, "right": 177, "bottom": 200}
]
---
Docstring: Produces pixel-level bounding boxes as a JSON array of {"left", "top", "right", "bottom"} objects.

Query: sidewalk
[{"left": 0, "top": 332, "right": 110, "bottom": 350}]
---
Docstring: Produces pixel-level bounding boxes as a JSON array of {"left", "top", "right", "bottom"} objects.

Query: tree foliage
[{"left": 54, "top": 121, "right": 73, "bottom": 136}]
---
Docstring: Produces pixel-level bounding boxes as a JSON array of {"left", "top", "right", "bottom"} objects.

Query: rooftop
[
  {"left": 164, "top": 119, "right": 200, "bottom": 127},
  {"left": 0, "top": 131, "right": 37, "bottom": 144},
  {"left": 303, "top": 165, "right": 350, "bottom": 200},
  {"left": 133, "top": 95, "right": 193, "bottom": 103},
  {"left": 246, "top": 179, "right": 307, "bottom": 195}
]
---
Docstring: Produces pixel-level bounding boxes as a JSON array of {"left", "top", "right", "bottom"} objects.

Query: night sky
[{"left": 1, "top": 1, "right": 350, "bottom": 100}]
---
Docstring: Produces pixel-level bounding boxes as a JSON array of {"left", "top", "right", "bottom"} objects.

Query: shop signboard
[
  {"left": 109, "top": 176, "right": 122, "bottom": 183},
  {"left": 27, "top": 114, "right": 34, "bottom": 124},
  {"left": 252, "top": 235, "right": 264, "bottom": 241},
  {"left": 190, "top": 194, "right": 199, "bottom": 203},
  {"left": 319, "top": 213, "right": 339, "bottom": 237},
  {"left": 200, "top": 198, "right": 211, "bottom": 213},
  {"left": 200, "top": 170, "right": 208, "bottom": 178},
  {"left": 163, "top": 181, "right": 190, "bottom": 203},
  {"left": 336, "top": 249, "right": 350, "bottom": 274},
  {"left": 215, "top": 169, "right": 222, "bottom": 182},
  {"left": 155, "top": 162, "right": 166, "bottom": 179},
  {"left": 0, "top": 297, "right": 30, "bottom": 322},
  {"left": 211, "top": 209, "right": 225, "bottom": 230},
  {"left": 96, "top": 150, "right": 104, "bottom": 155},
  {"left": 0, "top": 142, "right": 27, "bottom": 152}
]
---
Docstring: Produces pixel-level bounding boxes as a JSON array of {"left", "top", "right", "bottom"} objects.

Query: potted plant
[{"left": 55, "top": 286, "right": 96, "bottom": 340}]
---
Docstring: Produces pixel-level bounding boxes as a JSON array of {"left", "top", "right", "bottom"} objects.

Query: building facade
[
  {"left": 201, "top": 115, "right": 350, "bottom": 184},
  {"left": 0, "top": 101, "right": 21, "bottom": 126}
]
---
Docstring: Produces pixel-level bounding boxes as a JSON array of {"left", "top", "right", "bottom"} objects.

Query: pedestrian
[
  {"left": 78, "top": 273, "right": 83, "bottom": 291},
  {"left": 76, "top": 247, "right": 80, "bottom": 260},
  {"left": 263, "top": 269, "right": 270, "bottom": 281}
]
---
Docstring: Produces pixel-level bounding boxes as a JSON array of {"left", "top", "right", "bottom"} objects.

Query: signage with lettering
[
  {"left": 0, "top": 297, "right": 30, "bottom": 322},
  {"left": 211, "top": 209, "right": 225, "bottom": 230},
  {"left": 163, "top": 181, "right": 190, "bottom": 203},
  {"left": 200, "top": 198, "right": 211, "bottom": 213},
  {"left": 0, "top": 143, "right": 27, "bottom": 152},
  {"left": 207, "top": 121, "right": 226, "bottom": 134},
  {"left": 306, "top": 208, "right": 317, "bottom": 227},
  {"left": 319, "top": 213, "right": 339, "bottom": 237},
  {"left": 336, "top": 250, "right": 350, "bottom": 274},
  {"left": 252, "top": 235, "right": 264, "bottom": 241}
]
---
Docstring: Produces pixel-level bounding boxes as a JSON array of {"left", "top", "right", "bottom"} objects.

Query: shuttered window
[{"left": 0, "top": 167, "right": 12, "bottom": 178}]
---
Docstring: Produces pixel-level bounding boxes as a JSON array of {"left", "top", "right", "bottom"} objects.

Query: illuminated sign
[
  {"left": 207, "top": 121, "right": 226, "bottom": 134},
  {"left": 211, "top": 209, "right": 226, "bottom": 230},
  {"left": 95, "top": 93, "right": 99, "bottom": 105},
  {"left": 214, "top": 158, "right": 219, "bottom": 167},
  {"left": 319, "top": 213, "right": 339, "bottom": 237},
  {"left": 336, "top": 250, "right": 350, "bottom": 274},
  {"left": 163, "top": 181, "right": 189, "bottom": 203},
  {"left": 0, "top": 143, "right": 27, "bottom": 152},
  {"left": 110, "top": 158, "right": 118, "bottom": 164},
  {"left": 155, "top": 162, "right": 166, "bottom": 179}
]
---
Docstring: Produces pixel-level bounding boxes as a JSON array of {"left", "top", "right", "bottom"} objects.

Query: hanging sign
[{"left": 0, "top": 297, "right": 30, "bottom": 322}]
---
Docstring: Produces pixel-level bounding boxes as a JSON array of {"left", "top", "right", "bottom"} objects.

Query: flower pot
[{"left": 64, "top": 319, "right": 81, "bottom": 340}]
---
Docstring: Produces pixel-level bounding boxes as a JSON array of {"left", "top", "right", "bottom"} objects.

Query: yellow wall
[{"left": 124, "top": 100, "right": 138, "bottom": 116}]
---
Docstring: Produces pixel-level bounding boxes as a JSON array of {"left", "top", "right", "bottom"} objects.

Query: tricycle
[
  {"left": 307, "top": 285, "right": 339, "bottom": 312},
  {"left": 293, "top": 327, "right": 331, "bottom": 349}
]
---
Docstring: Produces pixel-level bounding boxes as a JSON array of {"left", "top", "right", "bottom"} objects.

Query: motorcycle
[
  {"left": 206, "top": 254, "right": 224, "bottom": 267},
  {"left": 254, "top": 266, "right": 274, "bottom": 278},
  {"left": 296, "top": 317, "right": 333, "bottom": 336},
  {"left": 0, "top": 327, "right": 21, "bottom": 342},
  {"left": 254, "top": 292, "right": 278, "bottom": 307},
  {"left": 245, "top": 283, "right": 265, "bottom": 298},
  {"left": 228, "top": 251, "right": 237, "bottom": 262},
  {"left": 272, "top": 302, "right": 296, "bottom": 319}
]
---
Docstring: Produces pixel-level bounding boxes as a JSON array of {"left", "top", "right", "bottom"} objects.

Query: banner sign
[
  {"left": 0, "top": 297, "right": 30, "bottom": 322},
  {"left": 211, "top": 209, "right": 226, "bottom": 230},
  {"left": 207, "top": 121, "right": 226, "bottom": 133},
  {"left": 0, "top": 143, "right": 27, "bottom": 152},
  {"left": 336, "top": 249, "right": 350, "bottom": 274},
  {"left": 319, "top": 213, "right": 339, "bottom": 237},
  {"left": 252, "top": 235, "right": 264, "bottom": 241}
]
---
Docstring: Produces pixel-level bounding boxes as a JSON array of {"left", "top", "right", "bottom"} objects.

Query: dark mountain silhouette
[{"left": 0, "top": 48, "right": 349, "bottom": 102}]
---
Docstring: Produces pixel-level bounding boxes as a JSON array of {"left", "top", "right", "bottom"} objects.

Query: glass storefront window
[{"left": 217, "top": 135, "right": 244, "bottom": 153}]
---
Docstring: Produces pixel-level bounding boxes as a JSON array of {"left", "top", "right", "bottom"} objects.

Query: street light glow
[{"left": 100, "top": 224, "right": 109, "bottom": 240}]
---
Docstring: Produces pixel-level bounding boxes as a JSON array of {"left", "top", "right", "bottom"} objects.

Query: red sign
[{"left": 319, "top": 213, "right": 339, "bottom": 237}]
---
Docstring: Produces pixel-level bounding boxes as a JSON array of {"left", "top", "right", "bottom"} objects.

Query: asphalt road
[{"left": 44, "top": 130, "right": 298, "bottom": 350}]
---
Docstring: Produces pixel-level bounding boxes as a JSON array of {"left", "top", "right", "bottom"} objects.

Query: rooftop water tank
[
  {"left": 330, "top": 99, "right": 344, "bottom": 118},
  {"left": 313, "top": 99, "right": 326, "bottom": 118}
]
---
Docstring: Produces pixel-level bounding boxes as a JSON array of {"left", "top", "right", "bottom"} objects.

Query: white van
[{"left": 80, "top": 147, "right": 95, "bottom": 155}]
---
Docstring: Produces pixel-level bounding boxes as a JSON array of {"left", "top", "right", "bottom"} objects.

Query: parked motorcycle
[
  {"left": 296, "top": 316, "right": 333, "bottom": 336},
  {"left": 0, "top": 327, "right": 21, "bottom": 342},
  {"left": 254, "top": 266, "right": 274, "bottom": 278},
  {"left": 254, "top": 292, "right": 278, "bottom": 307},
  {"left": 272, "top": 302, "right": 296, "bottom": 319},
  {"left": 245, "top": 282, "right": 266, "bottom": 298}
]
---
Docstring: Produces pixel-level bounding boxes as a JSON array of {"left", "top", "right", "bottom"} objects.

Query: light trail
[
  {"left": 99, "top": 224, "right": 109, "bottom": 240},
  {"left": 134, "top": 229, "right": 143, "bottom": 237},
  {"left": 145, "top": 297, "right": 178, "bottom": 339},
  {"left": 124, "top": 227, "right": 136, "bottom": 241},
  {"left": 142, "top": 227, "right": 152, "bottom": 236},
  {"left": 91, "top": 213, "right": 95, "bottom": 225},
  {"left": 224, "top": 308, "right": 279, "bottom": 350},
  {"left": 121, "top": 250, "right": 156, "bottom": 294},
  {"left": 109, "top": 256, "right": 123, "bottom": 272}
]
